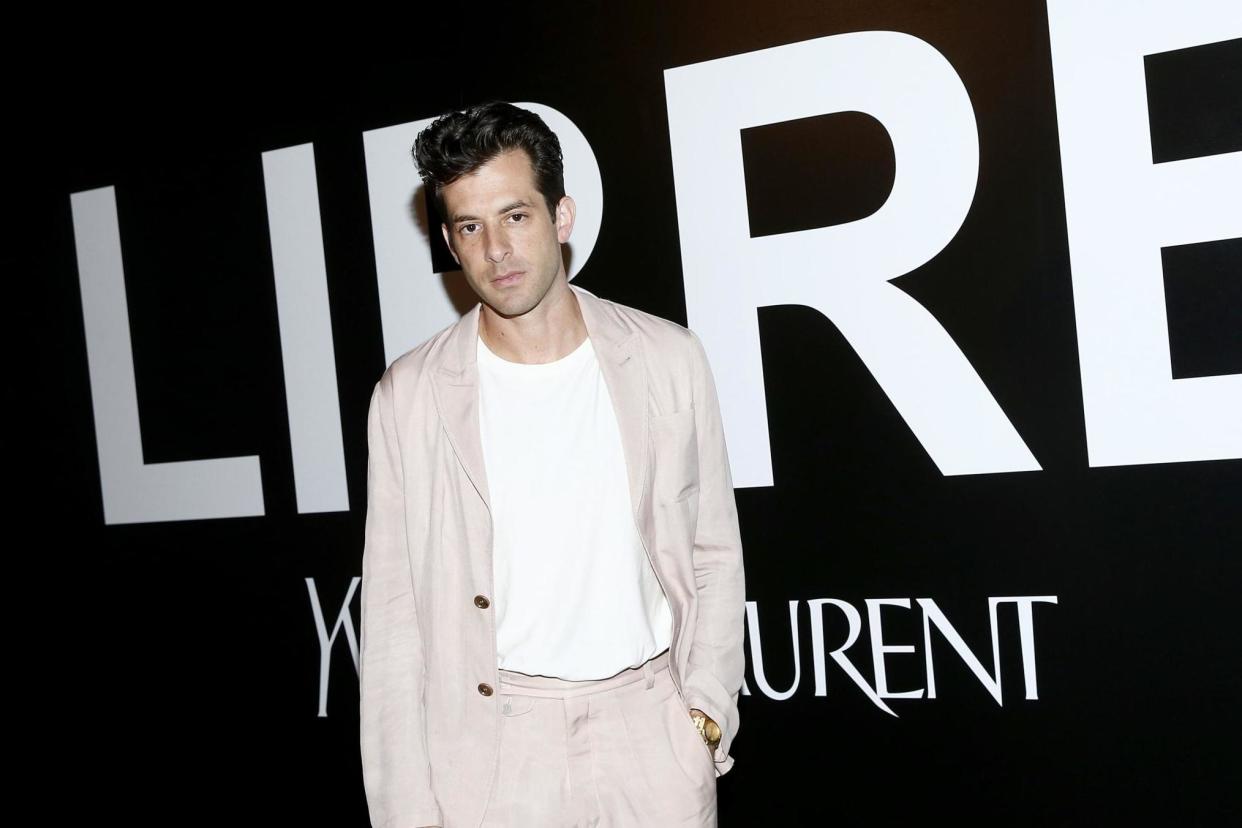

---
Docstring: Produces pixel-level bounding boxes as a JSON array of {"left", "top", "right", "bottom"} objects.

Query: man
[{"left": 359, "top": 100, "right": 746, "bottom": 827}]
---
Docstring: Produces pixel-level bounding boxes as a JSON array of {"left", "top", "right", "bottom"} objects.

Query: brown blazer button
[
  {"left": 474, "top": 595, "right": 490, "bottom": 609},
  {"left": 478, "top": 683, "right": 494, "bottom": 696}
]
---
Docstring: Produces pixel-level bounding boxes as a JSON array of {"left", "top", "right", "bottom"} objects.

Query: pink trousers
[{"left": 478, "top": 648, "right": 718, "bottom": 827}]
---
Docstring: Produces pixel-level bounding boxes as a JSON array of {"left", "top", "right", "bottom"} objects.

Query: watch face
[{"left": 703, "top": 718, "right": 721, "bottom": 746}]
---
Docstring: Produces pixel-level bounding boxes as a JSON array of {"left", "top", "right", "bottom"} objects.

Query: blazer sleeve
[
  {"left": 359, "top": 371, "right": 444, "bottom": 828},
  {"left": 681, "top": 329, "right": 747, "bottom": 776}
]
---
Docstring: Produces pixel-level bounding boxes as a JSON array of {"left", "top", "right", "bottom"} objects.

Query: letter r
[{"left": 664, "top": 31, "right": 1041, "bottom": 487}]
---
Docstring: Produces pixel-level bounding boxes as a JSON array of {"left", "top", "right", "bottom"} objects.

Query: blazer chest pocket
[{"left": 649, "top": 408, "right": 699, "bottom": 505}]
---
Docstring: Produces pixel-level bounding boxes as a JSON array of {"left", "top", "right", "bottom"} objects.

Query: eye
[
  {"left": 459, "top": 223, "right": 479, "bottom": 235},
  {"left": 507, "top": 213, "right": 527, "bottom": 224}
]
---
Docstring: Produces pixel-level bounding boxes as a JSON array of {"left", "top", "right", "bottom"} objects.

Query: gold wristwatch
[{"left": 689, "top": 709, "right": 721, "bottom": 751}]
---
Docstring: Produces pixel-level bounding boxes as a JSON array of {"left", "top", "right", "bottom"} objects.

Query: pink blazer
[{"left": 359, "top": 283, "right": 747, "bottom": 827}]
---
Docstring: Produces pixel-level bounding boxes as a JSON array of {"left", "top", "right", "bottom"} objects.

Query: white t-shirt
[{"left": 477, "top": 331, "right": 673, "bottom": 680}]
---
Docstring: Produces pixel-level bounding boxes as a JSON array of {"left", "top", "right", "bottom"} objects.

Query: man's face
[{"left": 439, "top": 148, "right": 575, "bottom": 319}]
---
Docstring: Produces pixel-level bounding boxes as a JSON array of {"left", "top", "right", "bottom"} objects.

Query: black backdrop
[{"left": 14, "top": 1, "right": 1240, "bottom": 824}]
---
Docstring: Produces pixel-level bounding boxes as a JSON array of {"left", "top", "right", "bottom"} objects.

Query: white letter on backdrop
[
  {"left": 1047, "top": 0, "right": 1241, "bottom": 466},
  {"left": 70, "top": 186, "right": 266, "bottom": 525},
  {"left": 262, "top": 143, "right": 350, "bottom": 514},
  {"left": 664, "top": 31, "right": 1041, "bottom": 486}
]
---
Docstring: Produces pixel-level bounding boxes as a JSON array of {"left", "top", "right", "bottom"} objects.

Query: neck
[{"left": 479, "top": 280, "right": 588, "bottom": 364}]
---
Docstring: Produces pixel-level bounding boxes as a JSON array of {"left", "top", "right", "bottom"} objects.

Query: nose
[{"left": 484, "top": 225, "right": 512, "bottom": 263}]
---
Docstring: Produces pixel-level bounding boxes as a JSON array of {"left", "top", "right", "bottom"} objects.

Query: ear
[
  {"left": 440, "top": 223, "right": 461, "bottom": 266},
  {"left": 554, "top": 195, "right": 577, "bottom": 244}
]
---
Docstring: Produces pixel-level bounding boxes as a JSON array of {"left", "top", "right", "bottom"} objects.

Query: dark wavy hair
[{"left": 412, "top": 100, "right": 566, "bottom": 224}]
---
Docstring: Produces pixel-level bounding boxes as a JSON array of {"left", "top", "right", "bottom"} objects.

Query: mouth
[{"left": 493, "top": 271, "right": 524, "bottom": 286}]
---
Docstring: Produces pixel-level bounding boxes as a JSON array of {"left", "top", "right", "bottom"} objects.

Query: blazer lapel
[
  {"left": 575, "top": 284, "right": 649, "bottom": 526},
  {"left": 430, "top": 301, "right": 492, "bottom": 512},
  {"left": 429, "top": 283, "right": 650, "bottom": 527}
]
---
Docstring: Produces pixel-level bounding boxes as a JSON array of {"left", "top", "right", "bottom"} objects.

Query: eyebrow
[{"left": 451, "top": 199, "right": 534, "bottom": 225}]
